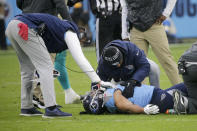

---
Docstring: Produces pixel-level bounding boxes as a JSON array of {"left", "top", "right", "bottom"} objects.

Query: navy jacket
[
  {"left": 15, "top": 13, "right": 79, "bottom": 53},
  {"left": 97, "top": 40, "right": 150, "bottom": 83}
]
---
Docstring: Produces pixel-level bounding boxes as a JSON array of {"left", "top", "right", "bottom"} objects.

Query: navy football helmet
[{"left": 82, "top": 90, "right": 105, "bottom": 114}]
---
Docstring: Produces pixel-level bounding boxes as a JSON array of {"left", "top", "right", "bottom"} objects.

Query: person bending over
[{"left": 6, "top": 13, "right": 114, "bottom": 118}]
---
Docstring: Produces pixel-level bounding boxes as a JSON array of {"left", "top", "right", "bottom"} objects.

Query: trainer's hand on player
[
  {"left": 100, "top": 81, "right": 116, "bottom": 89},
  {"left": 144, "top": 104, "right": 160, "bottom": 115},
  {"left": 91, "top": 81, "right": 116, "bottom": 90}
]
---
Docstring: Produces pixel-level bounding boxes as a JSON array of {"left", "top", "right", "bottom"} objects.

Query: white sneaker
[{"left": 65, "top": 88, "right": 80, "bottom": 104}]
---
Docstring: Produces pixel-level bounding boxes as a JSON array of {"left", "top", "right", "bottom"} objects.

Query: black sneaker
[
  {"left": 173, "top": 90, "right": 188, "bottom": 114},
  {"left": 20, "top": 107, "right": 43, "bottom": 116},
  {"left": 33, "top": 95, "right": 45, "bottom": 109},
  {"left": 42, "top": 107, "right": 72, "bottom": 118}
]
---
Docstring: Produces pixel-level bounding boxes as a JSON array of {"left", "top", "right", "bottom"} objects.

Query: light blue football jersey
[{"left": 104, "top": 84, "right": 154, "bottom": 113}]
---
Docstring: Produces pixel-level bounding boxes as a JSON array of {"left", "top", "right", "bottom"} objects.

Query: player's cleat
[
  {"left": 65, "top": 88, "right": 80, "bottom": 104},
  {"left": 33, "top": 95, "right": 45, "bottom": 109},
  {"left": 42, "top": 107, "right": 72, "bottom": 118},
  {"left": 20, "top": 107, "right": 43, "bottom": 116},
  {"left": 173, "top": 90, "right": 188, "bottom": 114}
]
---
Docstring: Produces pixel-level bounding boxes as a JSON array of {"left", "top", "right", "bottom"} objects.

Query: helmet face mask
[{"left": 82, "top": 90, "right": 105, "bottom": 114}]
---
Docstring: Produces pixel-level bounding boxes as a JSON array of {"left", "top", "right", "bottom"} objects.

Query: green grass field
[{"left": 1, "top": 43, "right": 197, "bottom": 131}]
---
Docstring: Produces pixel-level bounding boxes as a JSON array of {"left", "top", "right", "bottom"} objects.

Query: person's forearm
[
  {"left": 114, "top": 90, "right": 144, "bottom": 114},
  {"left": 163, "top": 0, "right": 177, "bottom": 17},
  {"left": 64, "top": 31, "right": 100, "bottom": 82}
]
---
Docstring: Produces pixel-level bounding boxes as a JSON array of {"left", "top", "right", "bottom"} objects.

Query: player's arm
[
  {"left": 163, "top": 0, "right": 177, "bottom": 17},
  {"left": 156, "top": 0, "right": 177, "bottom": 24},
  {"left": 114, "top": 90, "right": 159, "bottom": 114},
  {"left": 64, "top": 30, "right": 115, "bottom": 89},
  {"left": 64, "top": 30, "right": 100, "bottom": 83},
  {"left": 114, "top": 90, "right": 144, "bottom": 113}
]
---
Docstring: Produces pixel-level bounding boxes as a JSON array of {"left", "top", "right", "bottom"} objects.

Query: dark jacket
[
  {"left": 15, "top": 13, "right": 79, "bottom": 53},
  {"left": 16, "top": 0, "right": 72, "bottom": 21},
  {"left": 97, "top": 40, "right": 150, "bottom": 83},
  {"left": 125, "top": 0, "right": 163, "bottom": 32}
]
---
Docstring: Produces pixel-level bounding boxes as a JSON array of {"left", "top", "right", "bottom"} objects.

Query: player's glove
[
  {"left": 144, "top": 104, "right": 160, "bottom": 115},
  {"left": 91, "top": 81, "right": 116, "bottom": 90},
  {"left": 121, "top": 79, "right": 139, "bottom": 98}
]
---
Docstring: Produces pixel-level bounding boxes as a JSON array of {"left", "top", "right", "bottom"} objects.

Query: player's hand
[
  {"left": 144, "top": 104, "right": 160, "bottom": 115},
  {"left": 156, "top": 15, "right": 166, "bottom": 25}
]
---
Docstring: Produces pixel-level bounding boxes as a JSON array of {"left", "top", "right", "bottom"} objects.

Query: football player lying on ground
[
  {"left": 81, "top": 83, "right": 188, "bottom": 115},
  {"left": 5, "top": 13, "right": 115, "bottom": 118}
]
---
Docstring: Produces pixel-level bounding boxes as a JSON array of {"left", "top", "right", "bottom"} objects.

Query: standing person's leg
[
  {"left": 55, "top": 51, "right": 70, "bottom": 90},
  {"left": 6, "top": 20, "right": 43, "bottom": 116},
  {"left": 113, "top": 13, "right": 122, "bottom": 40},
  {"left": 147, "top": 59, "right": 160, "bottom": 88},
  {"left": 96, "top": 17, "right": 114, "bottom": 61},
  {"left": 54, "top": 50, "right": 80, "bottom": 104},
  {"left": 6, "top": 28, "right": 35, "bottom": 110},
  {"left": 130, "top": 27, "right": 149, "bottom": 55},
  {"left": 130, "top": 28, "right": 159, "bottom": 86},
  {"left": 145, "top": 24, "right": 181, "bottom": 85},
  {"left": 88, "top": 11, "right": 96, "bottom": 43},
  {"left": 32, "top": 53, "right": 56, "bottom": 108}
]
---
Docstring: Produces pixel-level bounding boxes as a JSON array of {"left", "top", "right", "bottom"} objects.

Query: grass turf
[{"left": 0, "top": 43, "right": 197, "bottom": 131}]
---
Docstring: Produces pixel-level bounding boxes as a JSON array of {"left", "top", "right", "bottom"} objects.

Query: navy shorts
[{"left": 150, "top": 83, "right": 188, "bottom": 113}]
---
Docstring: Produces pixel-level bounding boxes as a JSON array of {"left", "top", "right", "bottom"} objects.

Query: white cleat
[{"left": 65, "top": 88, "right": 80, "bottom": 104}]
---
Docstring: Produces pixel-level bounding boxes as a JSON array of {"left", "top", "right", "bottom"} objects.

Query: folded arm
[
  {"left": 114, "top": 90, "right": 160, "bottom": 114},
  {"left": 114, "top": 90, "right": 144, "bottom": 113}
]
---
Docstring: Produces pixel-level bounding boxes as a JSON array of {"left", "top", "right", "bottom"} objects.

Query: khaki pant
[{"left": 130, "top": 23, "right": 181, "bottom": 85}]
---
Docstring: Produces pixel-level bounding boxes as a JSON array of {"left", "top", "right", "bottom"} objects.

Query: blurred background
[{"left": 2, "top": 0, "right": 197, "bottom": 49}]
